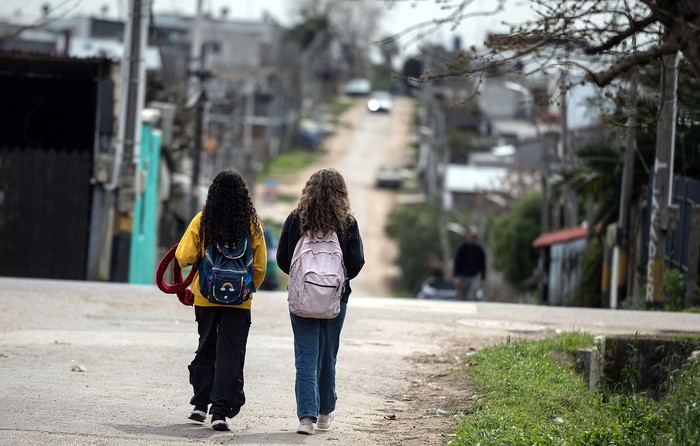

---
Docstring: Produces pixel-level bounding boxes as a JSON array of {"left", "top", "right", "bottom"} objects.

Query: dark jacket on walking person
[
  {"left": 276, "top": 167, "right": 365, "bottom": 435},
  {"left": 175, "top": 169, "right": 267, "bottom": 431},
  {"left": 453, "top": 231, "right": 486, "bottom": 301}
]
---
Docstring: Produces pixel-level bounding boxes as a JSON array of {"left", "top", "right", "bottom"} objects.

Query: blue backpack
[{"left": 198, "top": 236, "right": 255, "bottom": 305}]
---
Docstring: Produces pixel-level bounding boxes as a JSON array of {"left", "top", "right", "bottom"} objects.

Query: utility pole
[
  {"left": 116, "top": 0, "right": 150, "bottom": 209},
  {"left": 645, "top": 51, "right": 679, "bottom": 308},
  {"left": 190, "top": 87, "right": 206, "bottom": 219},
  {"left": 560, "top": 69, "right": 577, "bottom": 228},
  {"left": 107, "top": 0, "right": 150, "bottom": 281},
  {"left": 436, "top": 108, "right": 451, "bottom": 280},
  {"left": 187, "top": 0, "right": 205, "bottom": 219},
  {"left": 187, "top": 0, "right": 204, "bottom": 104},
  {"left": 538, "top": 130, "right": 554, "bottom": 302},
  {"left": 611, "top": 73, "right": 638, "bottom": 309},
  {"left": 421, "top": 50, "right": 450, "bottom": 279},
  {"left": 242, "top": 80, "right": 256, "bottom": 193}
]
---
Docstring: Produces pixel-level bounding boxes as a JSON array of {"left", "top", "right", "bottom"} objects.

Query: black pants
[{"left": 189, "top": 305, "right": 251, "bottom": 418}]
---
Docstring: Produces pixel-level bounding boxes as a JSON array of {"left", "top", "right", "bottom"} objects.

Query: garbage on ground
[{"left": 71, "top": 360, "right": 87, "bottom": 372}]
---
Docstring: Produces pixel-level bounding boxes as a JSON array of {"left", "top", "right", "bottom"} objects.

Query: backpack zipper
[{"left": 304, "top": 280, "right": 339, "bottom": 288}]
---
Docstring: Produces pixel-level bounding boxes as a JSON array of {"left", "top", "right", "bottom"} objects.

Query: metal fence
[
  {"left": 668, "top": 176, "right": 700, "bottom": 273},
  {"left": 0, "top": 146, "right": 93, "bottom": 280}
]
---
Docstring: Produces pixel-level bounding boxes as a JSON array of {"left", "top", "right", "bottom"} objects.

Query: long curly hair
[
  {"left": 297, "top": 168, "right": 353, "bottom": 235},
  {"left": 200, "top": 169, "right": 261, "bottom": 249}
]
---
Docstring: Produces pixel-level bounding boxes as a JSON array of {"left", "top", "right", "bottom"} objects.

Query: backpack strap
[{"left": 155, "top": 243, "right": 197, "bottom": 306}]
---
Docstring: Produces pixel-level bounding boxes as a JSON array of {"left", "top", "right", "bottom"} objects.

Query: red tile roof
[{"left": 532, "top": 226, "right": 588, "bottom": 248}]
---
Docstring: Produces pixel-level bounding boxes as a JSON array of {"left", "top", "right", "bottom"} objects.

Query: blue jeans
[{"left": 289, "top": 301, "right": 347, "bottom": 421}]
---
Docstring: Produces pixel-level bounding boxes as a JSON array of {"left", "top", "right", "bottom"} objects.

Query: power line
[{"left": 0, "top": 0, "right": 83, "bottom": 40}]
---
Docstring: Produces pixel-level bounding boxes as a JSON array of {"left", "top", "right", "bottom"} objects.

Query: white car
[
  {"left": 344, "top": 78, "right": 371, "bottom": 96},
  {"left": 367, "top": 91, "right": 393, "bottom": 113},
  {"left": 375, "top": 165, "right": 403, "bottom": 188}
]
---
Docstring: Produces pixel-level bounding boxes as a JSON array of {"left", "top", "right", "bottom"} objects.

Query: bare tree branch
[
  {"left": 577, "top": 42, "right": 677, "bottom": 87},
  {"left": 584, "top": 14, "right": 656, "bottom": 54}
]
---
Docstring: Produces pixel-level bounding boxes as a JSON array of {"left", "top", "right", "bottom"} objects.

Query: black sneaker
[
  {"left": 188, "top": 406, "right": 207, "bottom": 423},
  {"left": 211, "top": 414, "right": 230, "bottom": 431}
]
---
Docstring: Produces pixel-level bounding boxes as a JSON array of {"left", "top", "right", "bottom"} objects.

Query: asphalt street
[{"left": 1, "top": 278, "right": 699, "bottom": 445}]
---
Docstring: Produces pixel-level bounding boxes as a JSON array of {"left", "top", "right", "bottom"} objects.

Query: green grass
[
  {"left": 451, "top": 332, "right": 700, "bottom": 446},
  {"left": 275, "top": 192, "right": 298, "bottom": 204},
  {"left": 326, "top": 96, "right": 353, "bottom": 115},
  {"left": 258, "top": 149, "right": 323, "bottom": 184},
  {"left": 660, "top": 359, "right": 700, "bottom": 445}
]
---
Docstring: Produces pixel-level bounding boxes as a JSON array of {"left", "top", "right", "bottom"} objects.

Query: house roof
[
  {"left": 444, "top": 165, "right": 510, "bottom": 193},
  {"left": 532, "top": 226, "right": 588, "bottom": 248}
]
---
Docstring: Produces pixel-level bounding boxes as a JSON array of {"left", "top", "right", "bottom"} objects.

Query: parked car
[
  {"left": 295, "top": 119, "right": 323, "bottom": 149},
  {"left": 375, "top": 165, "right": 403, "bottom": 189},
  {"left": 344, "top": 78, "right": 371, "bottom": 96},
  {"left": 415, "top": 276, "right": 457, "bottom": 300},
  {"left": 367, "top": 90, "right": 393, "bottom": 113}
]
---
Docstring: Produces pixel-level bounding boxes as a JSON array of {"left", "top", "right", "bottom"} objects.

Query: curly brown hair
[
  {"left": 297, "top": 168, "right": 353, "bottom": 235},
  {"left": 200, "top": 169, "right": 261, "bottom": 249}
]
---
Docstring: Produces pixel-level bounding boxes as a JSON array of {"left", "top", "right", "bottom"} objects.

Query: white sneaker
[
  {"left": 297, "top": 417, "right": 314, "bottom": 435},
  {"left": 188, "top": 409, "right": 207, "bottom": 423},
  {"left": 317, "top": 412, "right": 334, "bottom": 430},
  {"left": 211, "top": 414, "right": 230, "bottom": 431}
]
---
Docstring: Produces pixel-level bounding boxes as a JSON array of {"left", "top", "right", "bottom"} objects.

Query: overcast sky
[{"left": 0, "top": 0, "right": 535, "bottom": 54}]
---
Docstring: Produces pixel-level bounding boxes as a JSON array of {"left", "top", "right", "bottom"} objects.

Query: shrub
[
  {"left": 489, "top": 191, "right": 542, "bottom": 292},
  {"left": 385, "top": 202, "right": 462, "bottom": 294}
]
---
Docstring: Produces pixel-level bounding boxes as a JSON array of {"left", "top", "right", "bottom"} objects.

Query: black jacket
[
  {"left": 276, "top": 210, "right": 365, "bottom": 302},
  {"left": 453, "top": 241, "right": 486, "bottom": 280}
]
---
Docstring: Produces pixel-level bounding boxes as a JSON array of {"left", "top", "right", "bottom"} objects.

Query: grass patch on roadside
[
  {"left": 326, "top": 96, "right": 354, "bottom": 116},
  {"left": 452, "top": 332, "right": 700, "bottom": 445},
  {"left": 258, "top": 149, "right": 323, "bottom": 184}
]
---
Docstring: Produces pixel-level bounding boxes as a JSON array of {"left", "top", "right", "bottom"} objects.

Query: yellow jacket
[{"left": 175, "top": 212, "right": 267, "bottom": 309}]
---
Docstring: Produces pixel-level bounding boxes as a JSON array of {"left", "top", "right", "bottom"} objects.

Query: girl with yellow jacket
[{"left": 175, "top": 169, "right": 266, "bottom": 431}]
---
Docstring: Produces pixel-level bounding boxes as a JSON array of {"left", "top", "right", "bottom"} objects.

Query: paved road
[
  {"left": 1, "top": 278, "right": 699, "bottom": 445},
  {"left": 256, "top": 97, "right": 410, "bottom": 297}
]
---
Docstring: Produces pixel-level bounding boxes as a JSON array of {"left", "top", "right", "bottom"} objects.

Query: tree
[
  {"left": 551, "top": 144, "right": 625, "bottom": 227},
  {"left": 293, "top": 0, "right": 383, "bottom": 79},
  {"left": 551, "top": 59, "right": 700, "bottom": 220},
  {"left": 378, "top": 34, "right": 400, "bottom": 70},
  {"left": 289, "top": 12, "right": 333, "bottom": 49},
  {"left": 392, "top": 1, "right": 700, "bottom": 91},
  {"left": 385, "top": 203, "right": 463, "bottom": 294},
  {"left": 489, "top": 191, "right": 542, "bottom": 292}
]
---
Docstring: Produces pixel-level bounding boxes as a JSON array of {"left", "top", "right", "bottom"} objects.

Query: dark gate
[
  {"left": 0, "top": 147, "right": 93, "bottom": 279},
  {"left": 0, "top": 54, "right": 102, "bottom": 280}
]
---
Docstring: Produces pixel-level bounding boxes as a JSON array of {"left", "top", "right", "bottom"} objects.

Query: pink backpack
[{"left": 288, "top": 230, "right": 346, "bottom": 318}]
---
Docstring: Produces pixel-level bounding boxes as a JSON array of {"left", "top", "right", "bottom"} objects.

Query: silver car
[
  {"left": 344, "top": 78, "right": 372, "bottom": 96},
  {"left": 367, "top": 91, "right": 393, "bottom": 113}
]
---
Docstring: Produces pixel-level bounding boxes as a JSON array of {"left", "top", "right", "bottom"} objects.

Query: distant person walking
[
  {"left": 453, "top": 228, "right": 486, "bottom": 301},
  {"left": 276, "top": 168, "right": 365, "bottom": 435},
  {"left": 175, "top": 169, "right": 267, "bottom": 431}
]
